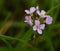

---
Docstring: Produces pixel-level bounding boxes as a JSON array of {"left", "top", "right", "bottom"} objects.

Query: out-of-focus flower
[
  {"left": 25, "top": 7, "right": 36, "bottom": 15},
  {"left": 36, "top": 9, "right": 53, "bottom": 24},
  {"left": 24, "top": 16, "right": 33, "bottom": 26},
  {"left": 24, "top": 6, "right": 53, "bottom": 34},
  {"left": 45, "top": 15, "right": 53, "bottom": 24},
  {"left": 36, "top": 6, "right": 41, "bottom": 16},
  {"left": 33, "top": 19, "right": 45, "bottom": 34},
  {"left": 36, "top": 10, "right": 46, "bottom": 18}
]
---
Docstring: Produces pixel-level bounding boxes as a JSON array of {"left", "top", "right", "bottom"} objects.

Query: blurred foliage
[{"left": 0, "top": 0, "right": 60, "bottom": 51}]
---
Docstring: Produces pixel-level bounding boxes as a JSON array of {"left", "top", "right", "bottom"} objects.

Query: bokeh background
[{"left": 0, "top": 0, "right": 60, "bottom": 51}]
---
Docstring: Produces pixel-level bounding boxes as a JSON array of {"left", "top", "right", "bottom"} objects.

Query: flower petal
[
  {"left": 36, "top": 6, "right": 39, "bottom": 10},
  {"left": 37, "top": 29, "right": 42, "bottom": 34},
  {"left": 28, "top": 16, "right": 31, "bottom": 19},
  {"left": 25, "top": 16, "right": 29, "bottom": 20},
  {"left": 33, "top": 25, "right": 37, "bottom": 31},
  {"left": 29, "top": 21, "right": 33, "bottom": 26},
  {"left": 24, "top": 16, "right": 29, "bottom": 22},
  {"left": 46, "top": 16, "right": 52, "bottom": 24},
  {"left": 40, "top": 10, "right": 46, "bottom": 15},
  {"left": 25, "top": 10, "right": 30, "bottom": 14},
  {"left": 35, "top": 20, "right": 40, "bottom": 25},
  {"left": 40, "top": 24, "right": 45, "bottom": 30},
  {"left": 30, "top": 7, "right": 36, "bottom": 13},
  {"left": 24, "top": 16, "right": 33, "bottom": 26},
  {"left": 28, "top": 16, "right": 33, "bottom": 26},
  {"left": 36, "top": 10, "right": 40, "bottom": 15}
]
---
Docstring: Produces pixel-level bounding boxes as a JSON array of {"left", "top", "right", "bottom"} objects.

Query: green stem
[
  {"left": 47, "top": 4, "right": 60, "bottom": 14},
  {"left": 0, "top": 34, "right": 24, "bottom": 43},
  {"left": 1, "top": 38, "right": 13, "bottom": 51},
  {"left": 43, "top": 34, "right": 54, "bottom": 51}
]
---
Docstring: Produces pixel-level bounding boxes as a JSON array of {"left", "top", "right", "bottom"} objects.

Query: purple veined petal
[
  {"left": 40, "top": 24, "right": 45, "bottom": 30},
  {"left": 36, "top": 10, "right": 40, "bottom": 15},
  {"left": 25, "top": 10, "right": 30, "bottom": 14},
  {"left": 37, "top": 29, "right": 42, "bottom": 34},
  {"left": 40, "top": 10, "right": 46, "bottom": 15},
  {"left": 35, "top": 20, "right": 40, "bottom": 25},
  {"left": 46, "top": 16, "right": 52, "bottom": 24},
  {"left": 30, "top": 7, "right": 36, "bottom": 13},
  {"left": 33, "top": 25, "right": 37, "bottom": 31}
]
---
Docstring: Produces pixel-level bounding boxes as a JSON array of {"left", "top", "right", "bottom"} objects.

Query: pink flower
[
  {"left": 36, "top": 10, "right": 46, "bottom": 18},
  {"left": 45, "top": 15, "right": 53, "bottom": 24},
  {"left": 33, "top": 19, "right": 45, "bottom": 34},
  {"left": 36, "top": 9, "right": 53, "bottom": 24},
  {"left": 24, "top": 16, "right": 33, "bottom": 26},
  {"left": 24, "top": 6, "right": 53, "bottom": 35},
  {"left": 25, "top": 7, "right": 36, "bottom": 14}
]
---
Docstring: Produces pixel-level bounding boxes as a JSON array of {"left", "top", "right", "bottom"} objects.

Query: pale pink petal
[
  {"left": 29, "top": 21, "right": 33, "bottom": 26},
  {"left": 33, "top": 25, "right": 37, "bottom": 31},
  {"left": 24, "top": 16, "right": 31, "bottom": 22},
  {"left": 36, "top": 10, "right": 40, "bottom": 15},
  {"left": 24, "top": 16, "right": 29, "bottom": 22},
  {"left": 37, "top": 29, "right": 42, "bottom": 34},
  {"left": 24, "top": 20, "right": 28, "bottom": 22},
  {"left": 40, "top": 24, "right": 45, "bottom": 30},
  {"left": 30, "top": 7, "right": 36, "bottom": 13},
  {"left": 44, "top": 15, "right": 48, "bottom": 17},
  {"left": 40, "top": 10, "right": 46, "bottom": 15},
  {"left": 28, "top": 16, "right": 33, "bottom": 26},
  {"left": 46, "top": 16, "right": 52, "bottom": 24},
  {"left": 25, "top": 10, "right": 30, "bottom": 14},
  {"left": 24, "top": 16, "right": 33, "bottom": 26},
  {"left": 28, "top": 16, "right": 31, "bottom": 19},
  {"left": 25, "top": 16, "right": 29, "bottom": 20},
  {"left": 35, "top": 20, "right": 40, "bottom": 25},
  {"left": 36, "top": 6, "right": 39, "bottom": 10}
]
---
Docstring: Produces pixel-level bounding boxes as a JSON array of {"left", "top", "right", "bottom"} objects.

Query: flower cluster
[{"left": 24, "top": 6, "right": 52, "bottom": 34}]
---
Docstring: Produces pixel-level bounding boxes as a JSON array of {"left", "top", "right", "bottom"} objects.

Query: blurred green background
[{"left": 0, "top": 0, "right": 60, "bottom": 51}]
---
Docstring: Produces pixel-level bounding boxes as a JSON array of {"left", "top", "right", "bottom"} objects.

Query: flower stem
[
  {"left": 43, "top": 31, "right": 54, "bottom": 51},
  {"left": 47, "top": 4, "right": 60, "bottom": 14}
]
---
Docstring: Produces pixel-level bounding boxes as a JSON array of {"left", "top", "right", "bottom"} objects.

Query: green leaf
[{"left": 0, "top": 47, "right": 8, "bottom": 51}]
